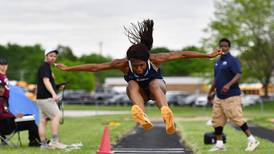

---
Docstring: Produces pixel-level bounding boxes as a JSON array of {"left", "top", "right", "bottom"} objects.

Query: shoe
[
  {"left": 29, "top": 141, "right": 41, "bottom": 147},
  {"left": 161, "top": 106, "right": 175, "bottom": 135},
  {"left": 245, "top": 140, "right": 260, "bottom": 151},
  {"left": 131, "top": 105, "right": 153, "bottom": 130},
  {"left": 49, "top": 141, "right": 67, "bottom": 149},
  {"left": 209, "top": 144, "right": 226, "bottom": 152},
  {"left": 1, "top": 142, "right": 8, "bottom": 146},
  {"left": 40, "top": 144, "right": 50, "bottom": 149}
]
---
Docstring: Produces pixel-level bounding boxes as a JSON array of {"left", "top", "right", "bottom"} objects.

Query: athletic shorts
[
  {"left": 36, "top": 98, "right": 61, "bottom": 120},
  {"left": 212, "top": 96, "right": 245, "bottom": 127}
]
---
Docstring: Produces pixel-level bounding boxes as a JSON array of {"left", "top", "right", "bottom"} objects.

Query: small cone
[{"left": 97, "top": 126, "right": 114, "bottom": 154}]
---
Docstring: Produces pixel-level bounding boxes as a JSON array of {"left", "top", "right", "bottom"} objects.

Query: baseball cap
[
  {"left": 0, "top": 57, "right": 8, "bottom": 65},
  {"left": 45, "top": 48, "right": 59, "bottom": 56}
]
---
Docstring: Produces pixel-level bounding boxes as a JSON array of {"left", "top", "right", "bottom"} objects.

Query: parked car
[
  {"left": 194, "top": 95, "right": 208, "bottom": 106},
  {"left": 106, "top": 93, "right": 131, "bottom": 106},
  {"left": 62, "top": 90, "right": 92, "bottom": 101},
  {"left": 91, "top": 88, "right": 119, "bottom": 101},
  {"left": 166, "top": 91, "right": 189, "bottom": 105},
  {"left": 242, "top": 95, "right": 263, "bottom": 106},
  {"left": 179, "top": 93, "right": 199, "bottom": 106}
]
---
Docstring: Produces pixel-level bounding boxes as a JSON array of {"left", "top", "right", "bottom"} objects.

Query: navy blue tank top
[{"left": 124, "top": 60, "right": 163, "bottom": 88}]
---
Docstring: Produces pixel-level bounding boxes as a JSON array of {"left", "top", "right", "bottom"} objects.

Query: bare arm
[
  {"left": 150, "top": 48, "right": 222, "bottom": 64},
  {"left": 207, "top": 79, "right": 216, "bottom": 102},
  {"left": 221, "top": 73, "right": 241, "bottom": 93},
  {"left": 43, "top": 77, "right": 59, "bottom": 102},
  {"left": 227, "top": 73, "right": 241, "bottom": 87},
  {"left": 56, "top": 58, "right": 128, "bottom": 73},
  {"left": 208, "top": 80, "right": 216, "bottom": 95}
]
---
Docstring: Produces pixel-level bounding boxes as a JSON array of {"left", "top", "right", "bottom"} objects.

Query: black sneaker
[{"left": 29, "top": 139, "right": 41, "bottom": 147}]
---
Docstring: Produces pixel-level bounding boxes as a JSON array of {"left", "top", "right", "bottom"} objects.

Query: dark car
[
  {"left": 62, "top": 90, "right": 92, "bottom": 100},
  {"left": 91, "top": 88, "right": 119, "bottom": 101},
  {"left": 166, "top": 91, "right": 189, "bottom": 106}
]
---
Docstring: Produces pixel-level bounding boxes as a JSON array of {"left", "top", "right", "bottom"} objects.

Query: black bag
[{"left": 204, "top": 132, "right": 226, "bottom": 144}]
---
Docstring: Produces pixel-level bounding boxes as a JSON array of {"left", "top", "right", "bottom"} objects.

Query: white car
[
  {"left": 242, "top": 95, "right": 262, "bottom": 107},
  {"left": 182, "top": 93, "right": 199, "bottom": 106},
  {"left": 194, "top": 95, "right": 208, "bottom": 106}
]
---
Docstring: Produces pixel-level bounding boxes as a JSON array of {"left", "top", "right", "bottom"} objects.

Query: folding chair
[
  {"left": 0, "top": 118, "right": 21, "bottom": 147},
  {"left": 0, "top": 115, "right": 36, "bottom": 147},
  {"left": 0, "top": 129, "right": 21, "bottom": 147}
]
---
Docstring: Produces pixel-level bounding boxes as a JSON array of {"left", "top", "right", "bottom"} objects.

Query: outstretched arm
[
  {"left": 150, "top": 48, "right": 223, "bottom": 64},
  {"left": 56, "top": 58, "right": 128, "bottom": 72}
]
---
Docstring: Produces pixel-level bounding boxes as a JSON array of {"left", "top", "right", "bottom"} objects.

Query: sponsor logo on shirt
[
  {"left": 222, "top": 61, "right": 228, "bottom": 66},
  {"left": 136, "top": 77, "right": 150, "bottom": 82}
]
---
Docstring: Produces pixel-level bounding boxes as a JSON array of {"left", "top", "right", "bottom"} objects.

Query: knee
[
  {"left": 149, "top": 82, "right": 160, "bottom": 92},
  {"left": 127, "top": 81, "right": 140, "bottom": 93},
  {"left": 231, "top": 116, "right": 245, "bottom": 127},
  {"left": 56, "top": 112, "right": 62, "bottom": 120},
  {"left": 212, "top": 119, "right": 226, "bottom": 128},
  {"left": 40, "top": 118, "right": 47, "bottom": 125}
]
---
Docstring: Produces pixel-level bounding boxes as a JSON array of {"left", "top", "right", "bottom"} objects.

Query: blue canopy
[{"left": 8, "top": 85, "right": 40, "bottom": 125}]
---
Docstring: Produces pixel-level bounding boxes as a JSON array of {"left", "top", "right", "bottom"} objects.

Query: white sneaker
[
  {"left": 49, "top": 142, "right": 67, "bottom": 149},
  {"left": 209, "top": 144, "right": 226, "bottom": 152},
  {"left": 245, "top": 140, "right": 260, "bottom": 151},
  {"left": 40, "top": 144, "right": 50, "bottom": 149}
]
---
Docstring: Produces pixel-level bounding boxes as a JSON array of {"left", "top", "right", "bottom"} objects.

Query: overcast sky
[{"left": 0, "top": 0, "right": 216, "bottom": 58}]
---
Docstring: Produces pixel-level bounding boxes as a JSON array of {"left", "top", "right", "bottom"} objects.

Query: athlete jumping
[{"left": 56, "top": 19, "right": 223, "bottom": 134}]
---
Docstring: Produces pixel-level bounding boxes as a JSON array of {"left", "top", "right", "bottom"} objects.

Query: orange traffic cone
[{"left": 97, "top": 126, "right": 114, "bottom": 154}]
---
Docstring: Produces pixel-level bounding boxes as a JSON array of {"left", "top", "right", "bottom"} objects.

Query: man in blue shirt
[{"left": 207, "top": 38, "right": 260, "bottom": 152}]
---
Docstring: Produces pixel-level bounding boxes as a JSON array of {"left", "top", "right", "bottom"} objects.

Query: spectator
[
  {"left": 36, "top": 48, "right": 66, "bottom": 149},
  {"left": 0, "top": 57, "right": 40, "bottom": 146},
  {"left": 207, "top": 38, "right": 260, "bottom": 152}
]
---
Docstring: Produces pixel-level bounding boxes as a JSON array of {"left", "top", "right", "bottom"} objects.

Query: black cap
[{"left": 0, "top": 57, "right": 8, "bottom": 65}]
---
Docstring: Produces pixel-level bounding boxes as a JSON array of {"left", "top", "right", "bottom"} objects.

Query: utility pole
[
  {"left": 99, "top": 41, "right": 103, "bottom": 55},
  {"left": 19, "top": 70, "right": 25, "bottom": 81}
]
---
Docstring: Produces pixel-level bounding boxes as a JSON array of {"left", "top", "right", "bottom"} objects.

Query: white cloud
[{"left": 0, "top": 0, "right": 215, "bottom": 58}]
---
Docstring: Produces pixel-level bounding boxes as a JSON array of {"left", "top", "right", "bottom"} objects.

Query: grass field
[
  {"left": 174, "top": 101, "right": 274, "bottom": 154},
  {"left": 0, "top": 115, "right": 135, "bottom": 154},
  {"left": 177, "top": 121, "right": 274, "bottom": 154},
  {"left": 64, "top": 101, "right": 274, "bottom": 129},
  {"left": 0, "top": 102, "right": 273, "bottom": 154}
]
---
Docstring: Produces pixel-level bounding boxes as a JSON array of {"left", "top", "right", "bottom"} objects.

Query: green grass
[
  {"left": 64, "top": 104, "right": 211, "bottom": 116},
  {"left": 177, "top": 121, "right": 274, "bottom": 154},
  {"left": 63, "top": 104, "right": 131, "bottom": 111},
  {"left": 243, "top": 102, "right": 274, "bottom": 129},
  {"left": 251, "top": 117, "right": 274, "bottom": 129},
  {"left": 174, "top": 101, "right": 274, "bottom": 154},
  {"left": 0, "top": 115, "right": 134, "bottom": 154},
  {"left": 1, "top": 102, "right": 273, "bottom": 154}
]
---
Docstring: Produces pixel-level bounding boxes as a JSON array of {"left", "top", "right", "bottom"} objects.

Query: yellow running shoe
[
  {"left": 131, "top": 105, "right": 153, "bottom": 130},
  {"left": 161, "top": 106, "right": 175, "bottom": 135}
]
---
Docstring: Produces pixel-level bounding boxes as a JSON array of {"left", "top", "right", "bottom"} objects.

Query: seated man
[{"left": 0, "top": 81, "right": 40, "bottom": 146}]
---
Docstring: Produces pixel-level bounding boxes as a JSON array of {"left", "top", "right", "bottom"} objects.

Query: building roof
[{"left": 104, "top": 76, "right": 209, "bottom": 86}]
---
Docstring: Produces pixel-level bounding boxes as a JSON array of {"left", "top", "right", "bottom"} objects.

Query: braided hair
[{"left": 124, "top": 19, "right": 154, "bottom": 61}]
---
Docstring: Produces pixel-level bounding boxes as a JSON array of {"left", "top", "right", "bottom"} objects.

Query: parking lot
[{"left": 61, "top": 88, "right": 270, "bottom": 107}]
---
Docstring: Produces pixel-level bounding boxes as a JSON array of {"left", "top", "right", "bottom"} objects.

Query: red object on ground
[{"left": 97, "top": 126, "right": 114, "bottom": 154}]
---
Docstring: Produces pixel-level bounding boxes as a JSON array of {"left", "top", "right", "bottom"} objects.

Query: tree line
[{"left": 0, "top": 44, "right": 212, "bottom": 91}]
